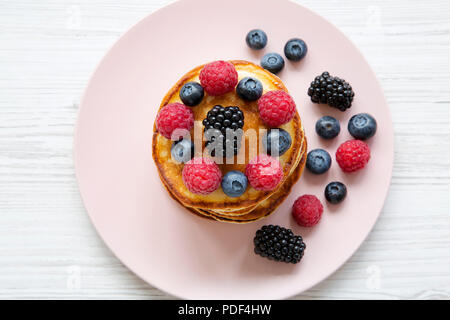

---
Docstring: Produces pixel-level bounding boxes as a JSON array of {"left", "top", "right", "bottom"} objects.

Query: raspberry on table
[
  {"left": 336, "top": 139, "right": 371, "bottom": 173},
  {"left": 257, "top": 90, "right": 296, "bottom": 127},
  {"left": 245, "top": 154, "right": 283, "bottom": 191},
  {"left": 156, "top": 102, "right": 194, "bottom": 139},
  {"left": 182, "top": 157, "right": 222, "bottom": 195},
  {"left": 292, "top": 195, "right": 323, "bottom": 227},
  {"left": 199, "top": 61, "right": 238, "bottom": 96}
]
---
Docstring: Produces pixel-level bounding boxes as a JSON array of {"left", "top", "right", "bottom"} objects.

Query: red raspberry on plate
[
  {"left": 258, "top": 90, "right": 296, "bottom": 127},
  {"left": 182, "top": 157, "right": 222, "bottom": 195},
  {"left": 199, "top": 61, "right": 238, "bottom": 96},
  {"left": 336, "top": 139, "right": 371, "bottom": 173},
  {"left": 156, "top": 102, "right": 194, "bottom": 139},
  {"left": 292, "top": 195, "right": 323, "bottom": 227},
  {"left": 245, "top": 154, "right": 283, "bottom": 191}
]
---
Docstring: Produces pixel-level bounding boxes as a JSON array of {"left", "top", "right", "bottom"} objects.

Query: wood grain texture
[{"left": 1, "top": 0, "right": 450, "bottom": 299}]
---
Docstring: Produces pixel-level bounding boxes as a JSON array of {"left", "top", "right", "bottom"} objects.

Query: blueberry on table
[
  {"left": 261, "top": 53, "right": 285, "bottom": 74},
  {"left": 306, "top": 149, "right": 331, "bottom": 174},
  {"left": 315, "top": 116, "right": 340, "bottom": 139},
  {"left": 324, "top": 181, "right": 347, "bottom": 204},
  {"left": 348, "top": 113, "right": 377, "bottom": 140},
  {"left": 284, "top": 38, "right": 308, "bottom": 61},
  {"left": 245, "top": 29, "right": 268, "bottom": 50}
]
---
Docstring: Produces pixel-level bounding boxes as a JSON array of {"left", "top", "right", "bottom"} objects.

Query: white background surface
[{"left": 1, "top": 0, "right": 449, "bottom": 299}]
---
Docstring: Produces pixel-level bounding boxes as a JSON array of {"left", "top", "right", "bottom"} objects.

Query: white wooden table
[{"left": 1, "top": 0, "right": 450, "bottom": 299}]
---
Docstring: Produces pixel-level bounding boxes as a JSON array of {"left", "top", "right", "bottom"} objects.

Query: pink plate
[{"left": 74, "top": 0, "right": 393, "bottom": 299}]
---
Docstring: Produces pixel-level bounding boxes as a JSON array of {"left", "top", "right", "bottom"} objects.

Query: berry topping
[
  {"left": 203, "top": 105, "right": 244, "bottom": 157},
  {"left": 179, "top": 82, "right": 204, "bottom": 107},
  {"left": 306, "top": 149, "right": 332, "bottom": 174},
  {"left": 199, "top": 61, "right": 238, "bottom": 96},
  {"left": 315, "top": 115, "right": 340, "bottom": 139},
  {"left": 171, "top": 139, "right": 194, "bottom": 163},
  {"left": 245, "top": 29, "right": 268, "bottom": 50},
  {"left": 221, "top": 170, "right": 248, "bottom": 198},
  {"left": 254, "top": 225, "right": 306, "bottom": 264},
  {"left": 262, "top": 128, "right": 292, "bottom": 156},
  {"left": 284, "top": 38, "right": 308, "bottom": 61},
  {"left": 258, "top": 90, "right": 296, "bottom": 127},
  {"left": 336, "top": 139, "right": 371, "bottom": 173},
  {"left": 156, "top": 102, "right": 194, "bottom": 140},
  {"left": 324, "top": 181, "right": 347, "bottom": 204},
  {"left": 307, "top": 71, "right": 355, "bottom": 111},
  {"left": 182, "top": 157, "right": 222, "bottom": 195},
  {"left": 245, "top": 154, "right": 283, "bottom": 191},
  {"left": 236, "top": 77, "right": 263, "bottom": 101},
  {"left": 261, "top": 53, "right": 285, "bottom": 74},
  {"left": 348, "top": 113, "right": 377, "bottom": 140},
  {"left": 292, "top": 195, "right": 323, "bottom": 227}
]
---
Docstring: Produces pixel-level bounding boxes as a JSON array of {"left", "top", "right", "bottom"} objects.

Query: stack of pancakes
[{"left": 152, "top": 61, "right": 307, "bottom": 223}]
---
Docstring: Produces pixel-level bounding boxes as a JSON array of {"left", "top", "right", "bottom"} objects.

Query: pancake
[
  {"left": 205, "top": 135, "right": 306, "bottom": 218},
  {"left": 165, "top": 138, "right": 307, "bottom": 224},
  {"left": 201, "top": 131, "right": 306, "bottom": 217},
  {"left": 152, "top": 60, "right": 304, "bottom": 212}
]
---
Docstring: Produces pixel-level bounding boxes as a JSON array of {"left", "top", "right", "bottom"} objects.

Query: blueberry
[
  {"left": 179, "top": 82, "right": 204, "bottom": 107},
  {"left": 170, "top": 139, "right": 194, "bottom": 163},
  {"left": 348, "top": 113, "right": 377, "bottom": 140},
  {"left": 284, "top": 38, "right": 307, "bottom": 61},
  {"left": 261, "top": 53, "right": 285, "bottom": 74},
  {"left": 245, "top": 29, "right": 267, "bottom": 50},
  {"left": 221, "top": 171, "right": 248, "bottom": 197},
  {"left": 315, "top": 116, "right": 340, "bottom": 139},
  {"left": 324, "top": 181, "right": 347, "bottom": 204},
  {"left": 306, "top": 149, "right": 331, "bottom": 174},
  {"left": 263, "top": 128, "right": 292, "bottom": 156},
  {"left": 236, "top": 77, "right": 263, "bottom": 101}
]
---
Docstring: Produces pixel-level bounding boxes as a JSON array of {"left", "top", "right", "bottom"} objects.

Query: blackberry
[
  {"left": 307, "top": 71, "right": 355, "bottom": 111},
  {"left": 203, "top": 105, "right": 244, "bottom": 157},
  {"left": 253, "top": 225, "right": 306, "bottom": 264}
]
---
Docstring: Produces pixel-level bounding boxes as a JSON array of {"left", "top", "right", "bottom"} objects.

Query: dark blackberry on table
[
  {"left": 253, "top": 225, "right": 306, "bottom": 264},
  {"left": 203, "top": 105, "right": 244, "bottom": 157},
  {"left": 307, "top": 71, "right": 355, "bottom": 111}
]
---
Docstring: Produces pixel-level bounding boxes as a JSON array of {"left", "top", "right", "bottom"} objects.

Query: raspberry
[
  {"left": 292, "top": 195, "right": 323, "bottom": 227},
  {"left": 156, "top": 103, "right": 194, "bottom": 139},
  {"left": 182, "top": 157, "right": 222, "bottom": 195},
  {"left": 258, "top": 90, "right": 296, "bottom": 127},
  {"left": 336, "top": 139, "right": 370, "bottom": 173},
  {"left": 199, "top": 61, "right": 238, "bottom": 96},
  {"left": 245, "top": 154, "right": 283, "bottom": 191}
]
